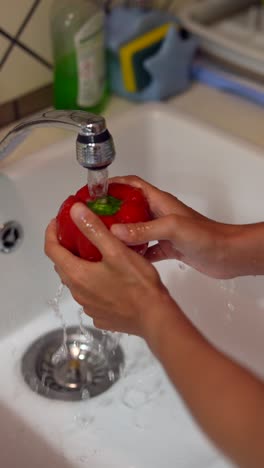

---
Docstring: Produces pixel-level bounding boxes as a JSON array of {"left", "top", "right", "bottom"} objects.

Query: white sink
[{"left": 1, "top": 102, "right": 264, "bottom": 467}]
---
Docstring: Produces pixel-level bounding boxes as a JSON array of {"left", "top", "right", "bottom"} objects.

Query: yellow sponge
[{"left": 119, "top": 23, "right": 173, "bottom": 93}]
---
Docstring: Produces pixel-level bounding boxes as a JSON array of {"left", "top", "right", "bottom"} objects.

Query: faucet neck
[{"left": 0, "top": 109, "right": 115, "bottom": 169}]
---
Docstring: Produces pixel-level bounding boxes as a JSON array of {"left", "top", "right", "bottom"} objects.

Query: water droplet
[
  {"left": 81, "top": 388, "right": 90, "bottom": 400},
  {"left": 219, "top": 280, "right": 227, "bottom": 291},
  {"left": 227, "top": 302, "right": 235, "bottom": 312},
  {"left": 122, "top": 387, "right": 149, "bottom": 408},
  {"left": 134, "top": 413, "right": 151, "bottom": 431},
  {"left": 29, "top": 376, "right": 39, "bottom": 391},
  {"left": 51, "top": 343, "right": 68, "bottom": 365},
  {"left": 41, "top": 372, "right": 48, "bottom": 387},
  {"left": 178, "top": 262, "right": 186, "bottom": 271},
  {"left": 229, "top": 279, "right": 236, "bottom": 294},
  {"left": 108, "top": 370, "right": 115, "bottom": 382},
  {"left": 122, "top": 376, "right": 162, "bottom": 409},
  {"left": 74, "top": 413, "right": 94, "bottom": 428}
]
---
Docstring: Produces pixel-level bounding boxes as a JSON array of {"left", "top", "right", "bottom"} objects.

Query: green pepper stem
[{"left": 87, "top": 195, "right": 122, "bottom": 216}]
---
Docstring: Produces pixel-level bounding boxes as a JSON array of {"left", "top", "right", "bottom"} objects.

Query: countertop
[{"left": 0, "top": 83, "right": 264, "bottom": 169}]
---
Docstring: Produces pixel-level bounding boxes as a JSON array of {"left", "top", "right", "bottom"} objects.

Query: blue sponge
[{"left": 106, "top": 7, "right": 198, "bottom": 102}]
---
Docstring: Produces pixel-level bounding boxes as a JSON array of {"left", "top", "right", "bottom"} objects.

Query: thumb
[
  {"left": 111, "top": 214, "right": 212, "bottom": 256},
  {"left": 111, "top": 215, "right": 181, "bottom": 246}
]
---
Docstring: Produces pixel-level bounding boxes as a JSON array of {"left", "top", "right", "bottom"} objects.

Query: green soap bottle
[{"left": 50, "top": 0, "right": 109, "bottom": 114}]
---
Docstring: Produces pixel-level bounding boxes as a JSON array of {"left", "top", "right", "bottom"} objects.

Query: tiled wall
[
  {"left": 0, "top": 0, "right": 197, "bottom": 127},
  {"left": 0, "top": 0, "right": 54, "bottom": 126}
]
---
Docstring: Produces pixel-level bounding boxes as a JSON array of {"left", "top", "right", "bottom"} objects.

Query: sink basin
[{"left": 1, "top": 102, "right": 264, "bottom": 467}]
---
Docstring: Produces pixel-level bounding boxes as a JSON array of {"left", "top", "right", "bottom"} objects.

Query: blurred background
[{"left": 0, "top": 0, "right": 263, "bottom": 128}]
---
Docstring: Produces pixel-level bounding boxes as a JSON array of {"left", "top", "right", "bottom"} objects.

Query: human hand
[
  {"left": 45, "top": 203, "right": 173, "bottom": 341},
  {"left": 110, "top": 176, "right": 249, "bottom": 279}
]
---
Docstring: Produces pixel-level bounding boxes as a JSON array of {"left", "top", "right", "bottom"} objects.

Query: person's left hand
[{"left": 44, "top": 202, "right": 171, "bottom": 339}]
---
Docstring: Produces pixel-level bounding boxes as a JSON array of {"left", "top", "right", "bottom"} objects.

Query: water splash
[
  {"left": 78, "top": 307, "right": 93, "bottom": 344},
  {"left": 120, "top": 338, "right": 163, "bottom": 410},
  {"left": 106, "top": 332, "right": 121, "bottom": 352},
  {"left": 122, "top": 387, "right": 150, "bottom": 409},
  {"left": 73, "top": 413, "right": 95, "bottom": 428},
  {"left": 48, "top": 283, "right": 67, "bottom": 339},
  {"left": 29, "top": 375, "right": 39, "bottom": 393},
  {"left": 122, "top": 375, "right": 163, "bottom": 409},
  {"left": 81, "top": 388, "right": 90, "bottom": 400},
  {"left": 48, "top": 283, "right": 69, "bottom": 361},
  {"left": 51, "top": 344, "right": 68, "bottom": 366},
  {"left": 78, "top": 308, "right": 121, "bottom": 369},
  {"left": 224, "top": 301, "right": 235, "bottom": 323},
  {"left": 108, "top": 369, "right": 115, "bottom": 382}
]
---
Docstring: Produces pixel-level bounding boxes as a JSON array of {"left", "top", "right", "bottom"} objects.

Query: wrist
[
  {"left": 140, "top": 287, "right": 181, "bottom": 353},
  {"left": 224, "top": 223, "right": 264, "bottom": 277}
]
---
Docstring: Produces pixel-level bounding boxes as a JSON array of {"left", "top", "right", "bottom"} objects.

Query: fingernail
[
  {"left": 70, "top": 203, "right": 89, "bottom": 222},
  {"left": 111, "top": 224, "right": 129, "bottom": 239}
]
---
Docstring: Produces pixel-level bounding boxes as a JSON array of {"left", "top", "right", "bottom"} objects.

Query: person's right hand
[{"left": 110, "top": 176, "right": 260, "bottom": 279}]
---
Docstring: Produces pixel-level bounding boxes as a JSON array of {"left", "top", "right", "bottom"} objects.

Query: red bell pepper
[{"left": 56, "top": 183, "right": 151, "bottom": 261}]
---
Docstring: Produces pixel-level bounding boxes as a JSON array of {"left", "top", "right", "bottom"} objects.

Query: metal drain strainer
[{"left": 21, "top": 326, "right": 124, "bottom": 401}]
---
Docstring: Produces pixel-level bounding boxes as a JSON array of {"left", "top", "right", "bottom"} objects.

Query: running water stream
[{"left": 87, "top": 168, "right": 109, "bottom": 199}]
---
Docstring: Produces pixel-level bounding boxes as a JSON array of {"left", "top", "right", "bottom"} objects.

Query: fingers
[
  {"left": 82, "top": 307, "right": 109, "bottom": 323},
  {"left": 93, "top": 318, "right": 116, "bottom": 332},
  {"left": 54, "top": 264, "right": 70, "bottom": 287},
  {"left": 70, "top": 203, "right": 124, "bottom": 258},
  {"left": 109, "top": 176, "right": 167, "bottom": 214},
  {"left": 111, "top": 215, "right": 179, "bottom": 245},
  {"left": 45, "top": 219, "right": 80, "bottom": 272},
  {"left": 44, "top": 218, "right": 57, "bottom": 245},
  {"left": 112, "top": 214, "right": 213, "bottom": 263},
  {"left": 144, "top": 244, "right": 166, "bottom": 262},
  {"left": 144, "top": 242, "right": 182, "bottom": 263},
  {"left": 109, "top": 175, "right": 151, "bottom": 191},
  {"left": 109, "top": 176, "right": 208, "bottom": 221}
]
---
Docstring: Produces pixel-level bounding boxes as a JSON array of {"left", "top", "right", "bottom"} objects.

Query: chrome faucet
[{"left": 0, "top": 109, "right": 115, "bottom": 170}]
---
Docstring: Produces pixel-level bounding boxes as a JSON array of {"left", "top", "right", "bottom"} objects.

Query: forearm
[
  {"left": 146, "top": 293, "right": 264, "bottom": 468},
  {"left": 226, "top": 222, "right": 264, "bottom": 277}
]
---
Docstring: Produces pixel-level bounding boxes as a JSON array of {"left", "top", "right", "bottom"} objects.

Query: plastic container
[{"left": 50, "top": 0, "right": 109, "bottom": 113}]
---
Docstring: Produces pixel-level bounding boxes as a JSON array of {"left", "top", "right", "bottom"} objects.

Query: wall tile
[
  {"left": 0, "top": 101, "right": 16, "bottom": 127},
  {"left": 0, "top": 0, "right": 33, "bottom": 35},
  {"left": 0, "top": 34, "right": 10, "bottom": 60},
  {"left": 20, "top": 0, "right": 54, "bottom": 63},
  {"left": 0, "top": 44, "right": 52, "bottom": 105},
  {"left": 17, "top": 84, "right": 53, "bottom": 117}
]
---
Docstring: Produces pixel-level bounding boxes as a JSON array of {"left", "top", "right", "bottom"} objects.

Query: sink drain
[{"left": 21, "top": 327, "right": 124, "bottom": 401}]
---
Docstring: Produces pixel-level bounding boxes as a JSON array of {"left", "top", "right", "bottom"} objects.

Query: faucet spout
[{"left": 0, "top": 109, "right": 115, "bottom": 170}]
